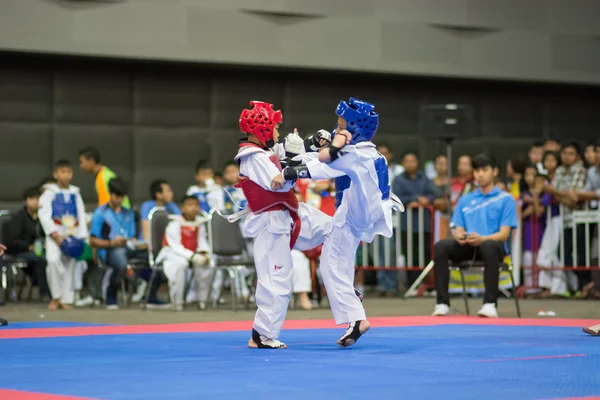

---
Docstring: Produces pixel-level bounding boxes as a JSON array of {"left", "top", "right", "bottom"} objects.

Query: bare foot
[
  {"left": 48, "top": 300, "right": 60, "bottom": 311},
  {"left": 248, "top": 329, "right": 287, "bottom": 349},
  {"left": 337, "top": 320, "right": 371, "bottom": 347},
  {"left": 297, "top": 293, "right": 313, "bottom": 310},
  {"left": 59, "top": 303, "right": 72, "bottom": 310}
]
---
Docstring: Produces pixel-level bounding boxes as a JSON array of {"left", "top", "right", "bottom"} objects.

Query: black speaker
[{"left": 419, "top": 104, "right": 476, "bottom": 140}]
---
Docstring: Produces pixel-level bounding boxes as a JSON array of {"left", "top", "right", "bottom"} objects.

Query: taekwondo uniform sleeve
[
  {"left": 305, "top": 156, "right": 346, "bottom": 180},
  {"left": 207, "top": 188, "right": 223, "bottom": 211},
  {"left": 164, "top": 220, "right": 194, "bottom": 260},
  {"left": 196, "top": 223, "right": 210, "bottom": 253},
  {"left": 75, "top": 190, "right": 88, "bottom": 239},
  {"left": 243, "top": 152, "right": 295, "bottom": 193},
  {"left": 273, "top": 143, "right": 286, "bottom": 160},
  {"left": 38, "top": 190, "right": 57, "bottom": 237}
]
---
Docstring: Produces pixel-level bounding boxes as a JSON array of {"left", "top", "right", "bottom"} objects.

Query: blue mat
[
  {"left": 0, "top": 325, "right": 599, "bottom": 400},
  {"left": 0, "top": 321, "right": 112, "bottom": 330}
]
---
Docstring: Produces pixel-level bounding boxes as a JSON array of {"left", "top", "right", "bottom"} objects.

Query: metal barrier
[{"left": 357, "top": 205, "right": 435, "bottom": 272}]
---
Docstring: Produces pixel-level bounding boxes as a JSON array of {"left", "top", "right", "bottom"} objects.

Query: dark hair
[
  {"left": 471, "top": 153, "right": 498, "bottom": 170},
  {"left": 38, "top": 176, "right": 55, "bottom": 188},
  {"left": 542, "top": 150, "right": 560, "bottom": 165},
  {"left": 524, "top": 163, "right": 537, "bottom": 171},
  {"left": 181, "top": 195, "right": 199, "bottom": 204},
  {"left": 150, "top": 179, "right": 168, "bottom": 200},
  {"left": 223, "top": 160, "right": 238, "bottom": 170},
  {"left": 54, "top": 159, "right": 72, "bottom": 169},
  {"left": 561, "top": 141, "right": 581, "bottom": 155},
  {"left": 108, "top": 177, "right": 129, "bottom": 196},
  {"left": 531, "top": 141, "right": 544, "bottom": 148},
  {"left": 544, "top": 137, "right": 561, "bottom": 145},
  {"left": 195, "top": 160, "right": 211, "bottom": 173},
  {"left": 401, "top": 150, "right": 418, "bottom": 160},
  {"left": 23, "top": 186, "right": 41, "bottom": 200},
  {"left": 509, "top": 154, "right": 528, "bottom": 175},
  {"left": 376, "top": 142, "right": 391, "bottom": 152},
  {"left": 433, "top": 154, "right": 447, "bottom": 163},
  {"left": 78, "top": 146, "right": 101, "bottom": 163}
]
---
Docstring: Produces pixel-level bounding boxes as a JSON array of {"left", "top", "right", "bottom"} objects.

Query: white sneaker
[
  {"left": 131, "top": 280, "right": 147, "bottom": 304},
  {"left": 432, "top": 304, "right": 450, "bottom": 316},
  {"left": 478, "top": 303, "right": 498, "bottom": 318},
  {"left": 75, "top": 295, "right": 94, "bottom": 307},
  {"left": 174, "top": 304, "right": 184, "bottom": 312}
]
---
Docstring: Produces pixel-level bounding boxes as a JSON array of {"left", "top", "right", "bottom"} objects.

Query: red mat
[
  {"left": 0, "top": 388, "right": 95, "bottom": 399},
  {"left": 0, "top": 316, "right": 596, "bottom": 340}
]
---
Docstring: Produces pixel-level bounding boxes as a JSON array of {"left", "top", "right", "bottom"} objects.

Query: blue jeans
[{"left": 104, "top": 248, "right": 161, "bottom": 302}]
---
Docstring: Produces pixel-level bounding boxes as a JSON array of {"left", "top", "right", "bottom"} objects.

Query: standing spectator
[
  {"left": 584, "top": 142, "right": 596, "bottom": 169},
  {"left": 39, "top": 160, "right": 88, "bottom": 310},
  {"left": 89, "top": 178, "right": 166, "bottom": 309},
  {"left": 376, "top": 143, "right": 404, "bottom": 190},
  {"left": 576, "top": 141, "right": 600, "bottom": 203},
  {"left": 546, "top": 142, "right": 588, "bottom": 292},
  {"left": 520, "top": 165, "right": 546, "bottom": 288},
  {"left": 6, "top": 187, "right": 50, "bottom": 300},
  {"left": 542, "top": 151, "right": 560, "bottom": 183},
  {"left": 506, "top": 154, "right": 528, "bottom": 200},
  {"left": 392, "top": 151, "right": 439, "bottom": 289},
  {"left": 432, "top": 154, "right": 449, "bottom": 212},
  {"left": 543, "top": 138, "right": 561, "bottom": 153},
  {"left": 450, "top": 155, "right": 474, "bottom": 205},
  {"left": 432, "top": 154, "right": 517, "bottom": 318},
  {"left": 78, "top": 146, "right": 131, "bottom": 208},
  {"left": 528, "top": 141, "right": 545, "bottom": 173},
  {"left": 187, "top": 160, "right": 220, "bottom": 214}
]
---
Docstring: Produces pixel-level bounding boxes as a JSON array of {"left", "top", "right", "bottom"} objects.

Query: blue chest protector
[
  {"left": 334, "top": 156, "right": 390, "bottom": 208},
  {"left": 52, "top": 192, "right": 78, "bottom": 219},
  {"left": 194, "top": 192, "right": 211, "bottom": 213}
]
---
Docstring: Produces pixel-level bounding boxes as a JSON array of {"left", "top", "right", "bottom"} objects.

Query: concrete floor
[{"left": 2, "top": 296, "right": 598, "bottom": 325}]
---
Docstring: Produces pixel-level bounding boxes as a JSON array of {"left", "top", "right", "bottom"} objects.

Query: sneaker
[
  {"left": 75, "top": 295, "right": 94, "bottom": 308},
  {"left": 174, "top": 304, "right": 184, "bottom": 312},
  {"left": 432, "top": 304, "right": 450, "bottom": 316},
  {"left": 131, "top": 280, "right": 147, "bottom": 304},
  {"left": 198, "top": 301, "right": 207, "bottom": 311},
  {"left": 106, "top": 296, "right": 119, "bottom": 310},
  {"left": 477, "top": 303, "right": 498, "bottom": 318},
  {"left": 145, "top": 299, "right": 171, "bottom": 309}
]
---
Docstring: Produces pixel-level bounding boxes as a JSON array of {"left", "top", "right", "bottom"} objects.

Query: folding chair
[
  {"left": 142, "top": 207, "right": 170, "bottom": 310},
  {"left": 207, "top": 209, "right": 254, "bottom": 311},
  {"left": 0, "top": 211, "right": 28, "bottom": 304},
  {"left": 450, "top": 233, "right": 521, "bottom": 317}
]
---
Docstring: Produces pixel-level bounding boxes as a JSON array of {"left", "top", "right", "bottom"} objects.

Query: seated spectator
[
  {"left": 140, "top": 179, "right": 181, "bottom": 242},
  {"left": 545, "top": 142, "right": 588, "bottom": 292},
  {"left": 39, "top": 160, "right": 88, "bottom": 311},
  {"left": 213, "top": 161, "right": 247, "bottom": 214},
  {"left": 38, "top": 176, "right": 55, "bottom": 194},
  {"left": 155, "top": 196, "right": 210, "bottom": 311},
  {"left": 213, "top": 172, "right": 224, "bottom": 187},
  {"left": 187, "top": 160, "right": 220, "bottom": 214},
  {"left": 89, "top": 178, "right": 166, "bottom": 309},
  {"left": 432, "top": 154, "right": 517, "bottom": 318},
  {"left": 6, "top": 186, "right": 50, "bottom": 300},
  {"left": 78, "top": 146, "right": 131, "bottom": 208},
  {"left": 391, "top": 151, "right": 439, "bottom": 292}
]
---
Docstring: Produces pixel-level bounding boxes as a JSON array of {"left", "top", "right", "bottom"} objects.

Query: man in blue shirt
[
  {"left": 90, "top": 178, "right": 166, "bottom": 309},
  {"left": 432, "top": 154, "right": 517, "bottom": 318}
]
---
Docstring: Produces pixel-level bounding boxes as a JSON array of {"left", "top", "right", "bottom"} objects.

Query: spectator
[
  {"left": 546, "top": 142, "right": 588, "bottom": 292},
  {"left": 575, "top": 141, "right": 600, "bottom": 203},
  {"left": 155, "top": 195, "right": 210, "bottom": 311},
  {"left": 432, "top": 154, "right": 449, "bottom": 212},
  {"left": 140, "top": 180, "right": 180, "bottom": 242},
  {"left": 187, "top": 160, "right": 220, "bottom": 214},
  {"left": 38, "top": 160, "right": 88, "bottom": 311},
  {"left": 392, "top": 151, "right": 439, "bottom": 289},
  {"left": 212, "top": 161, "right": 247, "bottom": 214},
  {"left": 543, "top": 138, "right": 561, "bottom": 153},
  {"left": 520, "top": 165, "right": 546, "bottom": 288},
  {"left": 529, "top": 141, "right": 545, "bottom": 173},
  {"left": 376, "top": 143, "right": 404, "bottom": 190},
  {"left": 506, "top": 154, "right": 528, "bottom": 199},
  {"left": 89, "top": 178, "right": 166, "bottom": 309},
  {"left": 6, "top": 186, "right": 50, "bottom": 300},
  {"left": 78, "top": 146, "right": 131, "bottom": 208},
  {"left": 542, "top": 151, "right": 560, "bottom": 183},
  {"left": 432, "top": 153, "right": 517, "bottom": 318},
  {"left": 0, "top": 244, "right": 5, "bottom": 325},
  {"left": 213, "top": 172, "right": 224, "bottom": 187},
  {"left": 450, "top": 155, "right": 474, "bottom": 205},
  {"left": 584, "top": 142, "right": 596, "bottom": 169}
]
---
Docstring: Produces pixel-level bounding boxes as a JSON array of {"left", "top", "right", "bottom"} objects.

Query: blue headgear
[
  {"left": 335, "top": 98, "right": 379, "bottom": 144},
  {"left": 60, "top": 237, "right": 85, "bottom": 259}
]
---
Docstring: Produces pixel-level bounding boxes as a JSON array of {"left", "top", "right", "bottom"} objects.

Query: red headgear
[{"left": 239, "top": 101, "right": 283, "bottom": 147}]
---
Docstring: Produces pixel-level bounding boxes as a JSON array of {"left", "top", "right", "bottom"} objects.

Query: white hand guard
[
  {"left": 316, "top": 129, "right": 332, "bottom": 143},
  {"left": 284, "top": 132, "right": 305, "bottom": 156}
]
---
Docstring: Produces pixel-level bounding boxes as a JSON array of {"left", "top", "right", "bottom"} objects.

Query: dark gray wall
[{"left": 1, "top": 53, "right": 599, "bottom": 208}]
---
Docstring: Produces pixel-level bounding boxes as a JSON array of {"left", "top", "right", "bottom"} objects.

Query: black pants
[
  {"left": 563, "top": 226, "right": 590, "bottom": 290},
  {"left": 433, "top": 239, "right": 504, "bottom": 305},
  {"left": 16, "top": 251, "right": 50, "bottom": 299}
]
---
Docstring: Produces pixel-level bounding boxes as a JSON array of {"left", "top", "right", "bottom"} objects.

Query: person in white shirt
[{"left": 38, "top": 160, "right": 88, "bottom": 310}]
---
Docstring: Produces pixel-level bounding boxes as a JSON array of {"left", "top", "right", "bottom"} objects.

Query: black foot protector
[
  {"left": 337, "top": 321, "right": 368, "bottom": 348},
  {"left": 249, "top": 329, "right": 287, "bottom": 349},
  {"left": 354, "top": 288, "right": 364, "bottom": 302}
]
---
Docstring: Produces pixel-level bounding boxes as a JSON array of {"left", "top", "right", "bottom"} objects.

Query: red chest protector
[
  {"left": 162, "top": 224, "right": 199, "bottom": 251},
  {"left": 236, "top": 143, "right": 301, "bottom": 249}
]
